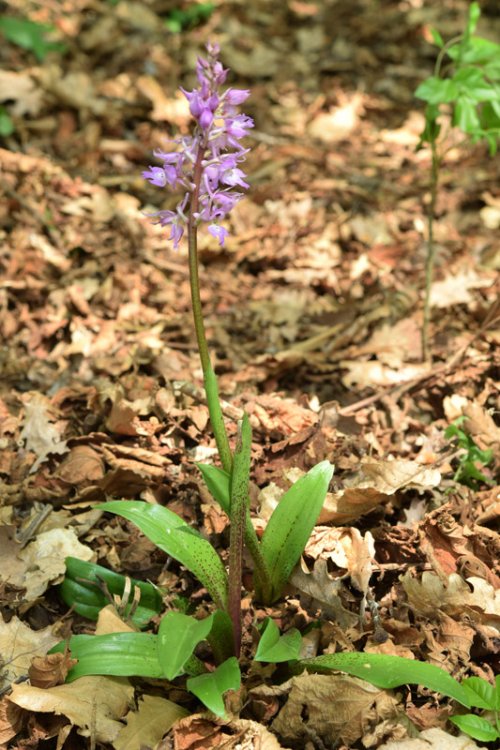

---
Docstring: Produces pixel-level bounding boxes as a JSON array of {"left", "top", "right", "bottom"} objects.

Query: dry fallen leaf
[
  {"left": 113, "top": 694, "right": 187, "bottom": 750},
  {"left": 19, "top": 393, "right": 68, "bottom": 473},
  {"left": 379, "top": 726, "right": 488, "bottom": 749},
  {"left": 0, "top": 617, "right": 59, "bottom": 692},
  {"left": 0, "top": 697, "right": 24, "bottom": 745},
  {"left": 9, "top": 676, "right": 133, "bottom": 744},
  {"left": 19, "top": 527, "right": 95, "bottom": 599},
  {"left": 0, "top": 70, "right": 43, "bottom": 116},
  {"left": 271, "top": 673, "right": 403, "bottom": 747},
  {"left": 429, "top": 269, "right": 493, "bottom": 308},
  {"left": 402, "top": 571, "right": 500, "bottom": 625},
  {"left": 28, "top": 652, "right": 77, "bottom": 689},
  {"left": 289, "top": 558, "right": 359, "bottom": 629},
  {"left": 320, "top": 458, "right": 441, "bottom": 524},
  {"left": 303, "top": 527, "right": 375, "bottom": 594}
]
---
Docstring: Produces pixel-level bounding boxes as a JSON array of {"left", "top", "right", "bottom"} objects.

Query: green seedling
[
  {"left": 164, "top": 3, "right": 214, "bottom": 34},
  {"left": 0, "top": 16, "right": 66, "bottom": 62},
  {"left": 449, "top": 675, "right": 500, "bottom": 743},
  {"left": 415, "top": 2, "right": 500, "bottom": 360},
  {"left": 445, "top": 416, "right": 494, "bottom": 488}
]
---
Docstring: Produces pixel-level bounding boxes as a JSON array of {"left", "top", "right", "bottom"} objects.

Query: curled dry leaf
[
  {"left": 172, "top": 713, "right": 285, "bottom": 750},
  {"left": 28, "top": 652, "right": 77, "bottom": 689},
  {"left": 320, "top": 458, "right": 441, "bottom": 524}
]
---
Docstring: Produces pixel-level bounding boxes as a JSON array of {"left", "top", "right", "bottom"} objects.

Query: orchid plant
[
  {"left": 58, "top": 44, "right": 497, "bottom": 729},
  {"left": 59, "top": 42, "right": 334, "bottom": 707}
]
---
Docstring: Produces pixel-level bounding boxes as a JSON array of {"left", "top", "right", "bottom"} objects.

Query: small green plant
[
  {"left": 0, "top": 16, "right": 66, "bottom": 62},
  {"left": 449, "top": 675, "right": 500, "bottom": 743},
  {"left": 165, "top": 3, "right": 214, "bottom": 33},
  {"left": 445, "top": 416, "right": 494, "bottom": 488},
  {"left": 415, "top": 2, "right": 500, "bottom": 360}
]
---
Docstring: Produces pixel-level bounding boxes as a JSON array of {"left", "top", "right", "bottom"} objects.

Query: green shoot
[
  {"left": 415, "top": 2, "right": 500, "bottom": 360},
  {"left": 445, "top": 417, "right": 493, "bottom": 488}
]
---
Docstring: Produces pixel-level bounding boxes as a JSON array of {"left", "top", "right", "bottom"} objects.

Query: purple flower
[
  {"left": 143, "top": 166, "right": 167, "bottom": 187},
  {"left": 208, "top": 224, "right": 229, "bottom": 245},
  {"left": 143, "top": 43, "right": 252, "bottom": 248}
]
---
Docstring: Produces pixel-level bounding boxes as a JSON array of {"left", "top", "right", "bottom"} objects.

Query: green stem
[
  {"left": 422, "top": 133, "right": 440, "bottom": 363},
  {"left": 188, "top": 146, "right": 233, "bottom": 474},
  {"left": 228, "top": 414, "right": 252, "bottom": 657}
]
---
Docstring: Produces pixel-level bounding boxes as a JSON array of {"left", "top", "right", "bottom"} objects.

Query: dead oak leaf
[
  {"left": 271, "top": 673, "right": 402, "bottom": 748},
  {"left": 19, "top": 393, "right": 68, "bottom": 473},
  {"left": 320, "top": 458, "right": 441, "bottom": 524},
  {"left": 9, "top": 676, "right": 133, "bottom": 744},
  {"left": 0, "top": 617, "right": 59, "bottom": 692}
]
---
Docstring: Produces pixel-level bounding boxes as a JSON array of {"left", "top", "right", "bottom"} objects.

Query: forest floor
[{"left": 0, "top": 1, "right": 499, "bottom": 749}]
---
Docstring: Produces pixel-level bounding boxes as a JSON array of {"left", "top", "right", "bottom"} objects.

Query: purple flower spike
[{"left": 143, "top": 42, "right": 253, "bottom": 248}]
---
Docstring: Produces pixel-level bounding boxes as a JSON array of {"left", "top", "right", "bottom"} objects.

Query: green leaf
[
  {"left": 254, "top": 618, "right": 302, "bottom": 663},
  {"left": 495, "top": 674, "right": 500, "bottom": 710},
  {"left": 466, "top": 2, "right": 481, "bottom": 37},
  {"left": 60, "top": 557, "right": 162, "bottom": 628},
  {"left": 415, "top": 77, "right": 459, "bottom": 105},
  {"left": 158, "top": 612, "right": 214, "bottom": 680},
  {"left": 449, "top": 714, "right": 499, "bottom": 742},
  {"left": 430, "top": 28, "right": 444, "bottom": 49},
  {"left": 99, "top": 501, "right": 228, "bottom": 611},
  {"left": 448, "top": 37, "right": 500, "bottom": 67},
  {"left": 187, "top": 657, "right": 241, "bottom": 718},
  {"left": 0, "top": 106, "right": 14, "bottom": 137},
  {"left": 55, "top": 633, "right": 164, "bottom": 680},
  {"left": 300, "top": 653, "right": 471, "bottom": 707},
  {"left": 453, "top": 97, "right": 481, "bottom": 134},
  {"left": 0, "top": 16, "right": 65, "bottom": 62},
  {"left": 260, "top": 461, "right": 334, "bottom": 603},
  {"left": 452, "top": 68, "right": 497, "bottom": 102},
  {"left": 460, "top": 677, "right": 496, "bottom": 710},
  {"left": 197, "top": 464, "right": 231, "bottom": 515}
]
